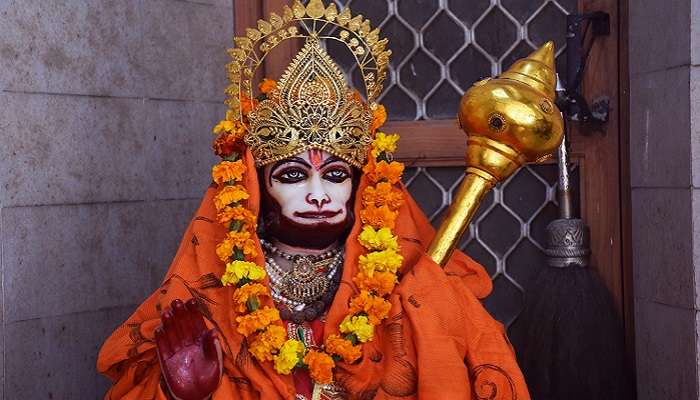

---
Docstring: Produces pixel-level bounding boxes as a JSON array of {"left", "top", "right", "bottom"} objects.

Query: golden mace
[{"left": 427, "top": 42, "right": 564, "bottom": 266}]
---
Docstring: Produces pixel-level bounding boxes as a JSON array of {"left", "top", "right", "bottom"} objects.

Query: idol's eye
[
  {"left": 273, "top": 167, "right": 308, "bottom": 183},
  {"left": 323, "top": 168, "right": 350, "bottom": 183}
]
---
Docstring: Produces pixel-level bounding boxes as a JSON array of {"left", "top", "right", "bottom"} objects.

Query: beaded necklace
[{"left": 261, "top": 239, "right": 343, "bottom": 323}]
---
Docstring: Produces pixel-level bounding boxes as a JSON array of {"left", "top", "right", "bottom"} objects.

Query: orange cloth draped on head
[{"left": 97, "top": 149, "right": 531, "bottom": 399}]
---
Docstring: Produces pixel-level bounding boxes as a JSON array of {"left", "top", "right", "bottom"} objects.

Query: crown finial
[
  {"left": 245, "top": 40, "right": 373, "bottom": 167},
  {"left": 225, "top": 0, "right": 391, "bottom": 122},
  {"left": 500, "top": 41, "right": 557, "bottom": 100}
]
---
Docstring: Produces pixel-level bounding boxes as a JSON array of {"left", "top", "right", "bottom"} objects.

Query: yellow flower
[
  {"left": 221, "top": 261, "right": 266, "bottom": 286},
  {"left": 339, "top": 315, "right": 374, "bottom": 343},
  {"left": 235, "top": 306, "right": 280, "bottom": 336},
  {"left": 249, "top": 324, "right": 286, "bottom": 361},
  {"left": 357, "top": 226, "right": 399, "bottom": 251},
  {"left": 214, "top": 185, "right": 249, "bottom": 211},
  {"left": 371, "top": 132, "right": 399, "bottom": 155},
  {"left": 213, "top": 120, "right": 235, "bottom": 134},
  {"left": 213, "top": 118, "right": 246, "bottom": 139},
  {"left": 232, "top": 282, "right": 269, "bottom": 313},
  {"left": 304, "top": 350, "right": 335, "bottom": 384},
  {"left": 348, "top": 290, "right": 392, "bottom": 325},
  {"left": 325, "top": 334, "right": 362, "bottom": 364},
  {"left": 274, "top": 339, "right": 305, "bottom": 374},
  {"left": 358, "top": 249, "right": 403, "bottom": 277},
  {"left": 212, "top": 160, "right": 246, "bottom": 185}
]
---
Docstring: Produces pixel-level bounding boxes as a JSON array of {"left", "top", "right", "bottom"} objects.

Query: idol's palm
[{"left": 155, "top": 299, "right": 222, "bottom": 400}]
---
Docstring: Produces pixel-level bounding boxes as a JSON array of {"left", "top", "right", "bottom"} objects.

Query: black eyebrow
[
  {"left": 320, "top": 156, "right": 346, "bottom": 169},
  {"left": 270, "top": 157, "right": 312, "bottom": 174}
]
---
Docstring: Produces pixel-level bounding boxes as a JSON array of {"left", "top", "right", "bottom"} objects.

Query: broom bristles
[{"left": 510, "top": 266, "right": 625, "bottom": 400}]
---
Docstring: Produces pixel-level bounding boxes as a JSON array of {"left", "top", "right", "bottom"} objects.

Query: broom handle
[
  {"left": 557, "top": 132, "right": 573, "bottom": 220},
  {"left": 555, "top": 75, "right": 574, "bottom": 220}
]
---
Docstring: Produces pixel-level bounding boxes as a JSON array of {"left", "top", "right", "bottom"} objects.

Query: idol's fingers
[
  {"left": 162, "top": 309, "right": 182, "bottom": 353},
  {"left": 202, "top": 329, "right": 219, "bottom": 362},
  {"left": 172, "top": 299, "right": 194, "bottom": 346},
  {"left": 155, "top": 326, "right": 173, "bottom": 359},
  {"left": 185, "top": 298, "right": 209, "bottom": 336}
]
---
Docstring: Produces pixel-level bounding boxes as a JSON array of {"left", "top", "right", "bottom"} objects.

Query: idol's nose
[{"left": 305, "top": 174, "right": 331, "bottom": 208}]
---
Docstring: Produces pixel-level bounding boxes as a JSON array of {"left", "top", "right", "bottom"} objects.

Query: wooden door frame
[{"left": 234, "top": 0, "right": 635, "bottom": 397}]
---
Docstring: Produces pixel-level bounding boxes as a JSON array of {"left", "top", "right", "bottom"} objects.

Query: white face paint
[{"left": 264, "top": 149, "right": 354, "bottom": 226}]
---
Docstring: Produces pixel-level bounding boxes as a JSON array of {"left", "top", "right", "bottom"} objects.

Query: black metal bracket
[{"left": 557, "top": 11, "right": 611, "bottom": 132}]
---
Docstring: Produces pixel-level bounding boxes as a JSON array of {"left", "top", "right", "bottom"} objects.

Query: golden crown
[{"left": 225, "top": 0, "right": 391, "bottom": 167}]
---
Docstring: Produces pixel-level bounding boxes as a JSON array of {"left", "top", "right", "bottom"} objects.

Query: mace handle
[{"left": 426, "top": 171, "right": 494, "bottom": 266}]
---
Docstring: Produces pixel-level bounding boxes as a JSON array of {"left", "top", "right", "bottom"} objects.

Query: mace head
[{"left": 458, "top": 41, "right": 564, "bottom": 170}]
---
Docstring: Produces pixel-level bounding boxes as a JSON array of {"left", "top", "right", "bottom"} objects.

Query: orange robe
[{"left": 98, "top": 152, "right": 530, "bottom": 399}]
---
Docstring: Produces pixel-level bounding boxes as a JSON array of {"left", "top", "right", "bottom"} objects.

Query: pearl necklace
[{"left": 260, "top": 239, "right": 343, "bottom": 323}]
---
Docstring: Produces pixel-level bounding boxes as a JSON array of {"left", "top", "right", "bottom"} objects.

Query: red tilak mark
[{"left": 309, "top": 149, "right": 324, "bottom": 170}]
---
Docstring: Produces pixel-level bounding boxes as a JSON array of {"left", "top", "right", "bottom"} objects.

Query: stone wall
[
  {"left": 629, "top": 0, "right": 700, "bottom": 398},
  {"left": 0, "top": 0, "right": 233, "bottom": 398}
]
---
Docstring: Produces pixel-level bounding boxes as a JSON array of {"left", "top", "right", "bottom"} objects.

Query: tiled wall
[
  {"left": 629, "top": 0, "right": 700, "bottom": 398},
  {"left": 0, "top": 0, "right": 233, "bottom": 398}
]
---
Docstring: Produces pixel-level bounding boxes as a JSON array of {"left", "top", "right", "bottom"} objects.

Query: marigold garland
[
  {"left": 353, "top": 271, "right": 398, "bottom": 297},
  {"left": 249, "top": 325, "right": 286, "bottom": 362},
  {"left": 303, "top": 350, "right": 335, "bottom": 383},
  {"left": 274, "top": 339, "right": 305, "bottom": 374},
  {"left": 210, "top": 78, "right": 404, "bottom": 385},
  {"left": 325, "top": 334, "right": 362, "bottom": 364}
]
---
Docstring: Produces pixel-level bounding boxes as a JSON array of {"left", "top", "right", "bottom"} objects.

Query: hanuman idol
[{"left": 98, "top": 1, "right": 563, "bottom": 399}]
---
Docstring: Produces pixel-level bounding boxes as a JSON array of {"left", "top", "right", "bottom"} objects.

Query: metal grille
[
  {"left": 403, "top": 164, "right": 579, "bottom": 327},
  {"left": 316, "top": 0, "right": 575, "bottom": 120}
]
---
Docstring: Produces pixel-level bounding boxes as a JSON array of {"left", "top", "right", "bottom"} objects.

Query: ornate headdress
[{"left": 225, "top": 0, "right": 391, "bottom": 167}]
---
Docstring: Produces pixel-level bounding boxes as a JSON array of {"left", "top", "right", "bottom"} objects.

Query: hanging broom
[{"left": 509, "top": 91, "right": 625, "bottom": 399}]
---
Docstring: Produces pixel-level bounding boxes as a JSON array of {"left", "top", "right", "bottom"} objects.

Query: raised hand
[{"left": 155, "top": 299, "right": 222, "bottom": 400}]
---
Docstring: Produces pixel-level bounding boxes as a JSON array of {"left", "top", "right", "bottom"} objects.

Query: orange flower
[
  {"left": 360, "top": 204, "right": 398, "bottom": 230},
  {"left": 232, "top": 283, "right": 269, "bottom": 313},
  {"left": 325, "top": 334, "right": 362, "bottom": 364},
  {"left": 217, "top": 206, "right": 257, "bottom": 230},
  {"left": 213, "top": 119, "right": 247, "bottom": 139},
  {"left": 258, "top": 78, "right": 277, "bottom": 95},
  {"left": 214, "top": 185, "right": 249, "bottom": 211},
  {"left": 226, "top": 230, "right": 258, "bottom": 258},
  {"left": 352, "top": 90, "right": 363, "bottom": 104},
  {"left": 249, "top": 325, "right": 286, "bottom": 361},
  {"left": 348, "top": 291, "right": 391, "bottom": 325},
  {"left": 216, "top": 238, "right": 235, "bottom": 262},
  {"left": 240, "top": 93, "right": 257, "bottom": 116},
  {"left": 363, "top": 182, "right": 404, "bottom": 210},
  {"left": 235, "top": 306, "right": 280, "bottom": 337},
  {"left": 303, "top": 350, "right": 335, "bottom": 384},
  {"left": 213, "top": 132, "right": 245, "bottom": 158},
  {"left": 370, "top": 104, "right": 387, "bottom": 133},
  {"left": 353, "top": 271, "right": 398, "bottom": 297},
  {"left": 375, "top": 161, "right": 404, "bottom": 184},
  {"left": 212, "top": 160, "right": 246, "bottom": 185}
]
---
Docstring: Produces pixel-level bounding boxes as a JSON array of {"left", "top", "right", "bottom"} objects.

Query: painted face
[
  {"left": 264, "top": 149, "right": 353, "bottom": 226},
  {"left": 259, "top": 149, "right": 357, "bottom": 249}
]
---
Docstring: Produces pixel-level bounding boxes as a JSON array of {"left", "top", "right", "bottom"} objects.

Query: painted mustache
[{"left": 294, "top": 210, "right": 342, "bottom": 219}]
